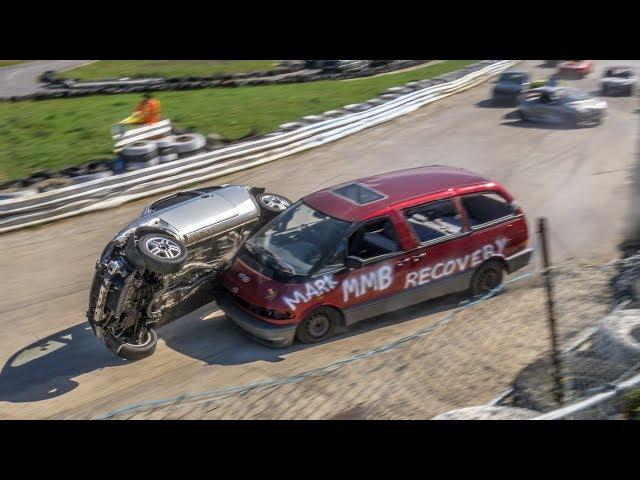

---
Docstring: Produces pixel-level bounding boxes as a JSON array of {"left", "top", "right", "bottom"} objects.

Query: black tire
[
  {"left": 136, "top": 233, "right": 188, "bottom": 274},
  {"left": 518, "top": 110, "right": 527, "bottom": 121},
  {"left": 256, "top": 192, "right": 291, "bottom": 222},
  {"left": 104, "top": 328, "right": 158, "bottom": 361},
  {"left": 629, "top": 85, "right": 635, "bottom": 97},
  {"left": 296, "top": 307, "right": 338, "bottom": 344},
  {"left": 469, "top": 259, "right": 504, "bottom": 297}
]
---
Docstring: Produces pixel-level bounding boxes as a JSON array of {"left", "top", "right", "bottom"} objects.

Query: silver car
[
  {"left": 601, "top": 66, "right": 636, "bottom": 96},
  {"left": 87, "top": 185, "right": 290, "bottom": 360},
  {"left": 517, "top": 86, "right": 607, "bottom": 127}
]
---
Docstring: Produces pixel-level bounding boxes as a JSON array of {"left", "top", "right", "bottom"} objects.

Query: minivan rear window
[
  {"left": 462, "top": 193, "right": 514, "bottom": 227},
  {"left": 404, "top": 200, "right": 463, "bottom": 243}
]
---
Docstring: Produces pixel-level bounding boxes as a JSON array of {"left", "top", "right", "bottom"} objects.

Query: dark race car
[
  {"left": 87, "top": 184, "right": 290, "bottom": 360},
  {"left": 491, "top": 71, "right": 531, "bottom": 106},
  {"left": 601, "top": 66, "right": 637, "bottom": 96}
]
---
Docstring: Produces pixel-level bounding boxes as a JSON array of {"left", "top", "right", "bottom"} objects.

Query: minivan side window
[
  {"left": 348, "top": 217, "right": 400, "bottom": 261},
  {"left": 462, "top": 192, "right": 515, "bottom": 228},
  {"left": 403, "top": 199, "right": 463, "bottom": 244}
]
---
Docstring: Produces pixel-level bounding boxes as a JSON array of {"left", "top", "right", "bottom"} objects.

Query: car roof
[
  {"left": 607, "top": 66, "right": 633, "bottom": 72},
  {"left": 303, "top": 166, "right": 491, "bottom": 222}
]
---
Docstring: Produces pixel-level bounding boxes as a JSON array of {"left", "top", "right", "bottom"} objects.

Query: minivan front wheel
[
  {"left": 296, "top": 307, "right": 338, "bottom": 344},
  {"left": 470, "top": 260, "right": 504, "bottom": 297}
]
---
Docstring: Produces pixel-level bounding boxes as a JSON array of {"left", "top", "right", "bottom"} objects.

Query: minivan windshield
[{"left": 243, "top": 201, "right": 352, "bottom": 276}]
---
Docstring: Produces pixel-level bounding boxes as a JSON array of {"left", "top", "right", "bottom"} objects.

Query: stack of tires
[{"left": 120, "top": 133, "right": 206, "bottom": 171}]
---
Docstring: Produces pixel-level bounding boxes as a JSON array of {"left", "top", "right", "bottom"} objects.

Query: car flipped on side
[{"left": 87, "top": 184, "right": 290, "bottom": 360}]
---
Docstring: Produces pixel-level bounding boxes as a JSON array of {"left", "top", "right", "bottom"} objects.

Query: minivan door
[
  {"left": 398, "top": 197, "right": 471, "bottom": 304},
  {"left": 320, "top": 215, "right": 415, "bottom": 326}
]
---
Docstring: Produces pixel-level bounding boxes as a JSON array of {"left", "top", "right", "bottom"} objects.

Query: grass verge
[
  {"left": 55, "top": 60, "right": 278, "bottom": 81},
  {"left": 1, "top": 60, "right": 476, "bottom": 181},
  {"left": 0, "top": 61, "right": 27, "bottom": 68}
]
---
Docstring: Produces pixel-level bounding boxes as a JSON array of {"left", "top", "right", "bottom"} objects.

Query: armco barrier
[{"left": 0, "top": 60, "right": 518, "bottom": 234}]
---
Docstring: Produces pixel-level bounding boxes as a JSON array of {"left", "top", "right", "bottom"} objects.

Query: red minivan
[{"left": 216, "top": 166, "right": 532, "bottom": 347}]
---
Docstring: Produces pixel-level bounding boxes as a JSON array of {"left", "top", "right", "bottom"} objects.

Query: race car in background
[
  {"left": 557, "top": 60, "right": 594, "bottom": 79},
  {"left": 491, "top": 71, "right": 531, "bottom": 105},
  {"left": 518, "top": 86, "right": 607, "bottom": 127},
  {"left": 600, "top": 66, "right": 637, "bottom": 96},
  {"left": 87, "top": 184, "right": 291, "bottom": 360}
]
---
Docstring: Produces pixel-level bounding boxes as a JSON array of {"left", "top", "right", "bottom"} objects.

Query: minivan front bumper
[
  {"left": 216, "top": 288, "right": 298, "bottom": 348},
  {"left": 505, "top": 248, "right": 533, "bottom": 273}
]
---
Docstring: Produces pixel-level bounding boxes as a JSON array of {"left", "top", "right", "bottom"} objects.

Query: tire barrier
[
  {"left": 595, "top": 309, "right": 640, "bottom": 368},
  {"left": 113, "top": 119, "right": 174, "bottom": 152},
  {"left": 3, "top": 61, "right": 433, "bottom": 102},
  {"left": 0, "top": 60, "right": 518, "bottom": 233}
]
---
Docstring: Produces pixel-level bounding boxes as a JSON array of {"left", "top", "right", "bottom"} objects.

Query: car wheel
[
  {"left": 518, "top": 110, "right": 528, "bottom": 122},
  {"left": 629, "top": 85, "right": 635, "bottom": 97},
  {"left": 469, "top": 260, "right": 504, "bottom": 297},
  {"left": 256, "top": 192, "right": 291, "bottom": 222},
  {"left": 296, "top": 307, "right": 338, "bottom": 344},
  {"left": 104, "top": 328, "right": 158, "bottom": 361},
  {"left": 136, "top": 233, "right": 188, "bottom": 275}
]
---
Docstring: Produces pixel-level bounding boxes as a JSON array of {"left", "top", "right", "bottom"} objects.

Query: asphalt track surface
[
  {"left": 0, "top": 60, "right": 637, "bottom": 419},
  {"left": 0, "top": 60, "right": 93, "bottom": 97}
]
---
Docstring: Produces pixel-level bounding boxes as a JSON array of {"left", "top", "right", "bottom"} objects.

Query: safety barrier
[
  {"left": 112, "top": 119, "right": 173, "bottom": 152},
  {"left": 17, "top": 60, "right": 430, "bottom": 102},
  {"left": 0, "top": 60, "right": 519, "bottom": 234}
]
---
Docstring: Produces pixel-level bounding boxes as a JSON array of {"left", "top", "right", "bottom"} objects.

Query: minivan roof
[{"left": 304, "top": 165, "right": 490, "bottom": 222}]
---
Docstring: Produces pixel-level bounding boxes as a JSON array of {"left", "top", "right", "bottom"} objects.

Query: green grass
[
  {"left": 1, "top": 60, "right": 476, "bottom": 181},
  {"left": 56, "top": 60, "right": 278, "bottom": 80},
  {"left": 0, "top": 60, "right": 27, "bottom": 68},
  {"left": 625, "top": 388, "right": 640, "bottom": 419}
]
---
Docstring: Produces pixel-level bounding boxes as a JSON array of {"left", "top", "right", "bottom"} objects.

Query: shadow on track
[
  {"left": 0, "top": 292, "right": 465, "bottom": 404},
  {"left": 0, "top": 323, "right": 125, "bottom": 403},
  {"left": 161, "top": 293, "right": 464, "bottom": 366}
]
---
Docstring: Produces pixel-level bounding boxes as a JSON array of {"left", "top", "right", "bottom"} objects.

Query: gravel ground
[{"left": 106, "top": 261, "right": 614, "bottom": 420}]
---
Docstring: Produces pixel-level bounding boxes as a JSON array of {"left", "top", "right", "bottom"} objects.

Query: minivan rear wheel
[
  {"left": 296, "top": 307, "right": 338, "bottom": 344},
  {"left": 470, "top": 260, "right": 504, "bottom": 297}
]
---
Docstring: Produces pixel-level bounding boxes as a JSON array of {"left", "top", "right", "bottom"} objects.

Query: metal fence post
[{"left": 537, "top": 217, "right": 564, "bottom": 405}]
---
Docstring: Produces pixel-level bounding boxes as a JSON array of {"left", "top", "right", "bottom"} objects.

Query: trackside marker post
[{"left": 537, "top": 217, "right": 564, "bottom": 405}]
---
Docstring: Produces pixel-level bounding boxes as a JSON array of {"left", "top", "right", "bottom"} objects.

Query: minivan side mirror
[{"left": 345, "top": 255, "right": 364, "bottom": 270}]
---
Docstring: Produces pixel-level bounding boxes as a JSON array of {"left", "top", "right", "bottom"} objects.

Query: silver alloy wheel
[
  {"left": 145, "top": 237, "right": 182, "bottom": 259},
  {"left": 261, "top": 194, "right": 289, "bottom": 211}
]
